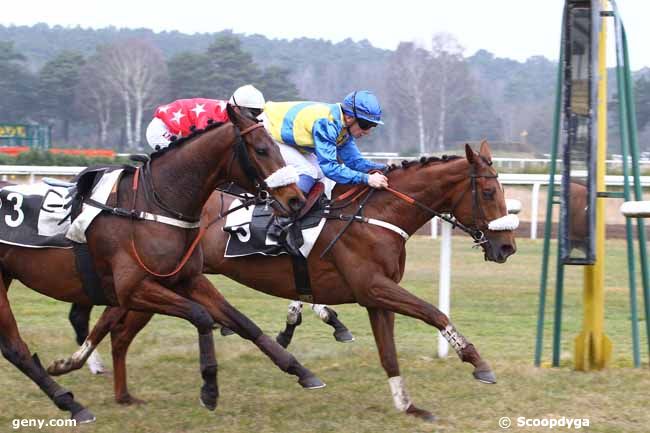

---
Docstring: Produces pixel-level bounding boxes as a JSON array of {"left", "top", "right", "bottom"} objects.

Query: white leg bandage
[
  {"left": 287, "top": 301, "right": 303, "bottom": 325},
  {"left": 311, "top": 304, "right": 330, "bottom": 322},
  {"left": 73, "top": 340, "right": 94, "bottom": 364},
  {"left": 388, "top": 376, "right": 412, "bottom": 412},
  {"left": 87, "top": 350, "right": 106, "bottom": 375},
  {"left": 441, "top": 324, "right": 468, "bottom": 355}
]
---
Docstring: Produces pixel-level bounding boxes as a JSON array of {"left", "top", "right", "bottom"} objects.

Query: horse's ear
[
  {"left": 465, "top": 143, "right": 476, "bottom": 164},
  {"left": 479, "top": 139, "right": 492, "bottom": 162},
  {"left": 226, "top": 103, "right": 242, "bottom": 126}
]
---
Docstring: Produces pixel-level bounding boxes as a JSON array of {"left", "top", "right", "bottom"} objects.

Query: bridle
[{"left": 445, "top": 162, "right": 500, "bottom": 247}]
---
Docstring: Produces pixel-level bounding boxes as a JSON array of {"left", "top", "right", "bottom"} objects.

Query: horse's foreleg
[
  {"left": 121, "top": 280, "right": 219, "bottom": 411},
  {"left": 186, "top": 275, "right": 325, "bottom": 389},
  {"left": 48, "top": 306, "right": 126, "bottom": 376},
  {"left": 367, "top": 307, "right": 435, "bottom": 422},
  {"left": 0, "top": 278, "right": 94, "bottom": 423},
  {"left": 110, "top": 310, "right": 154, "bottom": 405},
  {"left": 360, "top": 276, "right": 495, "bottom": 384},
  {"left": 68, "top": 304, "right": 106, "bottom": 375}
]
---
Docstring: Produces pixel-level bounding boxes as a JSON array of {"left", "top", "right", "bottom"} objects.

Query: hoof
[
  {"left": 298, "top": 375, "right": 326, "bottom": 389},
  {"left": 47, "top": 359, "right": 73, "bottom": 376},
  {"left": 473, "top": 369, "right": 497, "bottom": 384},
  {"left": 72, "top": 408, "right": 96, "bottom": 424},
  {"left": 220, "top": 327, "right": 235, "bottom": 337},
  {"left": 406, "top": 404, "right": 436, "bottom": 422},
  {"left": 276, "top": 332, "right": 291, "bottom": 349},
  {"left": 199, "top": 396, "right": 218, "bottom": 411},
  {"left": 116, "top": 394, "right": 146, "bottom": 406},
  {"left": 333, "top": 329, "right": 355, "bottom": 343},
  {"left": 200, "top": 386, "right": 218, "bottom": 411}
]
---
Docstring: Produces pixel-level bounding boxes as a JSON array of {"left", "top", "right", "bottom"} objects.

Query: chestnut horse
[
  {"left": 55, "top": 141, "right": 517, "bottom": 422},
  {"left": 0, "top": 105, "right": 328, "bottom": 423}
]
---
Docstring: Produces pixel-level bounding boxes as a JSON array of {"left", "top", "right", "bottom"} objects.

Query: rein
[{"left": 320, "top": 166, "right": 498, "bottom": 257}]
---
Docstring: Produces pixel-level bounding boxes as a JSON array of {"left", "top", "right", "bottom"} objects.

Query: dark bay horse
[
  {"left": 55, "top": 141, "right": 517, "bottom": 421},
  {"left": 0, "top": 105, "right": 327, "bottom": 423}
]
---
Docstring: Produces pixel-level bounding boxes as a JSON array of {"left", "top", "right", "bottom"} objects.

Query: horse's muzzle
[
  {"left": 484, "top": 238, "right": 517, "bottom": 263},
  {"left": 288, "top": 196, "right": 305, "bottom": 214}
]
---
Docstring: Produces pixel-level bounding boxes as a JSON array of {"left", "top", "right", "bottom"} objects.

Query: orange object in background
[{"left": 0, "top": 146, "right": 31, "bottom": 156}]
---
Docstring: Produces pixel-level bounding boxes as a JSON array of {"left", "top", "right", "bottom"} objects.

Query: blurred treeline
[{"left": 1, "top": 24, "right": 649, "bottom": 155}]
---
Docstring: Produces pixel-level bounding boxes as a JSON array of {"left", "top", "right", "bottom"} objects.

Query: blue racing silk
[{"left": 265, "top": 101, "right": 384, "bottom": 184}]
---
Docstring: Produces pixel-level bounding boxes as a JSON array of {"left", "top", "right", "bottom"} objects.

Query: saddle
[{"left": 222, "top": 182, "right": 327, "bottom": 258}]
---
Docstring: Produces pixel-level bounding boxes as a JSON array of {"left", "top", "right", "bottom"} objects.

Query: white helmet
[{"left": 229, "top": 84, "right": 265, "bottom": 109}]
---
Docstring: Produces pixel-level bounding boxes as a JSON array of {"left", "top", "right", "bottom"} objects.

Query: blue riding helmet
[{"left": 341, "top": 90, "right": 384, "bottom": 125}]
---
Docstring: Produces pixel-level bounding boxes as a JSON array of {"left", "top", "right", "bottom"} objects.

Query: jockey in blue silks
[
  {"left": 262, "top": 91, "right": 388, "bottom": 344},
  {"left": 263, "top": 90, "right": 389, "bottom": 195}
]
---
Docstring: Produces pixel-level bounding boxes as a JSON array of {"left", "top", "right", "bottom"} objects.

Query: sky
[{"left": 1, "top": 0, "right": 649, "bottom": 69}]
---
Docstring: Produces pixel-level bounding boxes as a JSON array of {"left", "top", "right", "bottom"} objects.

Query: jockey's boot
[{"left": 297, "top": 181, "right": 325, "bottom": 219}]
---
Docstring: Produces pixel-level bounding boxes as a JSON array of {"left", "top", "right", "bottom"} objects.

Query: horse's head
[
  {"left": 450, "top": 140, "right": 517, "bottom": 263},
  {"left": 226, "top": 104, "right": 305, "bottom": 215}
]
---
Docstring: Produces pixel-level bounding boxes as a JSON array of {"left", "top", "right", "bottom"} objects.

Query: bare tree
[
  {"left": 430, "top": 33, "right": 465, "bottom": 151},
  {"left": 387, "top": 42, "right": 436, "bottom": 154},
  {"left": 75, "top": 56, "right": 116, "bottom": 147},
  {"left": 99, "top": 39, "right": 168, "bottom": 149}
]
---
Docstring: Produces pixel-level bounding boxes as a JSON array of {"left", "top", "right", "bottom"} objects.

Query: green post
[
  {"left": 621, "top": 24, "right": 650, "bottom": 361},
  {"left": 612, "top": 3, "right": 641, "bottom": 367},
  {"left": 535, "top": 22, "right": 565, "bottom": 367}
]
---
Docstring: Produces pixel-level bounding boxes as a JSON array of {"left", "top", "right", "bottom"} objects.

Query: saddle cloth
[
  {"left": 0, "top": 170, "right": 123, "bottom": 248},
  {"left": 223, "top": 197, "right": 326, "bottom": 258},
  {"left": 0, "top": 182, "right": 73, "bottom": 248}
]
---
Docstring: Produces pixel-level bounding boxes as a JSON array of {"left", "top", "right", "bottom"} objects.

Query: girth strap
[
  {"left": 72, "top": 242, "right": 113, "bottom": 305},
  {"left": 291, "top": 255, "right": 313, "bottom": 303}
]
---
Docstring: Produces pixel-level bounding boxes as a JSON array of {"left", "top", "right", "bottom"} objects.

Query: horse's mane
[
  {"left": 385, "top": 155, "right": 463, "bottom": 173},
  {"left": 149, "top": 119, "right": 228, "bottom": 160}
]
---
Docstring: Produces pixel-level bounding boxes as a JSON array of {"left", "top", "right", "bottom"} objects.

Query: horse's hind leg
[
  {"left": 367, "top": 307, "right": 435, "bottom": 422},
  {"left": 49, "top": 306, "right": 127, "bottom": 376},
  {"left": 186, "top": 275, "right": 324, "bottom": 389},
  {"left": 110, "top": 310, "right": 154, "bottom": 405},
  {"left": 68, "top": 303, "right": 106, "bottom": 374},
  {"left": 0, "top": 278, "right": 94, "bottom": 423},
  {"left": 120, "top": 280, "right": 219, "bottom": 411},
  {"left": 311, "top": 304, "right": 355, "bottom": 343},
  {"left": 359, "top": 275, "right": 495, "bottom": 384},
  {"left": 276, "top": 301, "right": 303, "bottom": 348}
]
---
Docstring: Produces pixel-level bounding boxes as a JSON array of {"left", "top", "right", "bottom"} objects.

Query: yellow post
[{"left": 575, "top": 1, "right": 612, "bottom": 371}]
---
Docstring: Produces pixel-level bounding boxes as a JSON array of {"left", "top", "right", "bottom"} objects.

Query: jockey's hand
[{"left": 368, "top": 172, "right": 388, "bottom": 189}]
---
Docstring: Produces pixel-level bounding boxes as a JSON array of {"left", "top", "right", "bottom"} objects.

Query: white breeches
[{"left": 277, "top": 143, "right": 323, "bottom": 179}]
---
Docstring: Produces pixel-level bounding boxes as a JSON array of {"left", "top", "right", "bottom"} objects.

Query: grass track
[{"left": 0, "top": 237, "right": 648, "bottom": 432}]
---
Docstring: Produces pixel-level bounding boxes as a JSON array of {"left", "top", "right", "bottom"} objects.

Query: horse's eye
[
  {"left": 482, "top": 189, "right": 495, "bottom": 200},
  {"left": 255, "top": 148, "right": 268, "bottom": 156}
]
